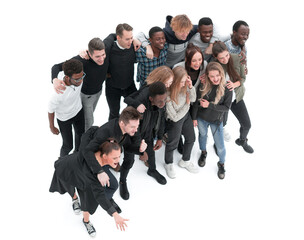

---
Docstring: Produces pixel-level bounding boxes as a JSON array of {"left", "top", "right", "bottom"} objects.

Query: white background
[{"left": 1, "top": 0, "right": 304, "bottom": 239}]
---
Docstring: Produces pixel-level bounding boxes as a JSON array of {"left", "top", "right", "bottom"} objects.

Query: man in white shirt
[{"left": 48, "top": 59, "right": 86, "bottom": 157}]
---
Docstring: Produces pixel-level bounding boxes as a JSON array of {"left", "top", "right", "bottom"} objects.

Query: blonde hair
[
  {"left": 169, "top": 66, "right": 188, "bottom": 104},
  {"left": 170, "top": 14, "right": 193, "bottom": 33},
  {"left": 201, "top": 62, "right": 226, "bottom": 105},
  {"left": 146, "top": 66, "right": 173, "bottom": 85}
]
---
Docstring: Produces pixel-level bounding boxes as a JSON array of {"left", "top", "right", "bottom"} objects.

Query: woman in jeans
[
  {"left": 212, "top": 41, "right": 253, "bottom": 153},
  {"left": 164, "top": 66, "right": 198, "bottom": 178},
  {"left": 192, "top": 62, "right": 232, "bottom": 179}
]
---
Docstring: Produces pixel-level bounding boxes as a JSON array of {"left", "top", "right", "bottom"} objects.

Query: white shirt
[{"left": 48, "top": 81, "right": 83, "bottom": 121}]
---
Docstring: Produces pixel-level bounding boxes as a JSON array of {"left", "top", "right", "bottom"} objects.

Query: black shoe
[
  {"left": 110, "top": 198, "right": 122, "bottom": 213},
  {"left": 177, "top": 137, "right": 184, "bottom": 154},
  {"left": 119, "top": 181, "right": 129, "bottom": 200},
  {"left": 147, "top": 169, "right": 167, "bottom": 185},
  {"left": 198, "top": 151, "right": 207, "bottom": 167},
  {"left": 235, "top": 138, "right": 254, "bottom": 153},
  {"left": 213, "top": 144, "right": 218, "bottom": 156},
  {"left": 217, "top": 161, "right": 225, "bottom": 180},
  {"left": 83, "top": 219, "right": 96, "bottom": 237}
]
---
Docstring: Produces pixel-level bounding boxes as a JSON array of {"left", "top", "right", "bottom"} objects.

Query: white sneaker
[
  {"left": 178, "top": 159, "right": 199, "bottom": 173},
  {"left": 223, "top": 127, "right": 231, "bottom": 142},
  {"left": 83, "top": 219, "right": 96, "bottom": 237},
  {"left": 164, "top": 163, "right": 176, "bottom": 179}
]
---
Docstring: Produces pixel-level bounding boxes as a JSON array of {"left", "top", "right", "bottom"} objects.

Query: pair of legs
[
  {"left": 197, "top": 118, "right": 226, "bottom": 164},
  {"left": 81, "top": 89, "right": 102, "bottom": 131},
  {"left": 223, "top": 99, "right": 251, "bottom": 140},
  {"left": 57, "top": 108, "right": 85, "bottom": 157},
  {"left": 105, "top": 83, "right": 137, "bottom": 120},
  {"left": 165, "top": 112, "right": 195, "bottom": 164}
]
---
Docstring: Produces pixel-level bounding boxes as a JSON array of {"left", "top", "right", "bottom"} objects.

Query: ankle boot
[
  {"left": 235, "top": 138, "right": 254, "bottom": 153},
  {"left": 198, "top": 151, "right": 207, "bottom": 167}
]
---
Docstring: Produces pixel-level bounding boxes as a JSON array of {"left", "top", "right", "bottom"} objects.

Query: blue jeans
[{"left": 197, "top": 118, "right": 226, "bottom": 164}]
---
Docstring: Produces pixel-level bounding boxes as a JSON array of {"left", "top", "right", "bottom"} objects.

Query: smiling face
[
  {"left": 101, "top": 149, "right": 121, "bottom": 169},
  {"left": 165, "top": 76, "right": 174, "bottom": 88},
  {"left": 216, "top": 50, "right": 230, "bottom": 65},
  {"left": 208, "top": 70, "right": 222, "bottom": 85},
  {"left": 117, "top": 30, "right": 133, "bottom": 49},
  {"left": 150, "top": 31, "right": 166, "bottom": 50},
  {"left": 190, "top": 52, "right": 203, "bottom": 70},
  {"left": 233, "top": 25, "right": 250, "bottom": 47},
  {"left": 89, "top": 49, "right": 106, "bottom": 65},
  {"left": 198, "top": 24, "right": 213, "bottom": 43},
  {"left": 149, "top": 93, "right": 167, "bottom": 109},
  {"left": 68, "top": 71, "right": 85, "bottom": 86}
]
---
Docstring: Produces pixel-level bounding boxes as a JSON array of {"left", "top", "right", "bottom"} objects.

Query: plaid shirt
[{"left": 136, "top": 42, "right": 168, "bottom": 86}]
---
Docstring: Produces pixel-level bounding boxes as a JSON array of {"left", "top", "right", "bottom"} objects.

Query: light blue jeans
[{"left": 197, "top": 118, "right": 226, "bottom": 164}]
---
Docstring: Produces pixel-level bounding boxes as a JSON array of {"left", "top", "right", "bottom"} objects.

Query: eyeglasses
[{"left": 70, "top": 72, "right": 86, "bottom": 82}]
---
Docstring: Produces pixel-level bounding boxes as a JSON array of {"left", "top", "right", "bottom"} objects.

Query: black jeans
[
  {"left": 120, "top": 138, "right": 156, "bottom": 182},
  {"left": 105, "top": 83, "right": 137, "bottom": 120},
  {"left": 224, "top": 99, "right": 251, "bottom": 140},
  {"left": 165, "top": 112, "right": 195, "bottom": 164},
  {"left": 57, "top": 108, "right": 85, "bottom": 157}
]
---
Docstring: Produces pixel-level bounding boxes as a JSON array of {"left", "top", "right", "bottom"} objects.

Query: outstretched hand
[{"left": 113, "top": 212, "right": 129, "bottom": 231}]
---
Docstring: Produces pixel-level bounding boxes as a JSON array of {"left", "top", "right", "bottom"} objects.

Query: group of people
[{"left": 48, "top": 14, "right": 253, "bottom": 237}]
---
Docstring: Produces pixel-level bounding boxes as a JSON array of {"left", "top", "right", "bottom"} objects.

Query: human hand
[
  {"left": 226, "top": 80, "right": 235, "bottom": 91},
  {"left": 53, "top": 78, "right": 66, "bottom": 94},
  {"left": 200, "top": 73, "right": 206, "bottom": 84},
  {"left": 137, "top": 104, "right": 146, "bottom": 113},
  {"left": 204, "top": 43, "right": 213, "bottom": 55},
  {"left": 186, "top": 75, "right": 193, "bottom": 88},
  {"left": 113, "top": 212, "right": 129, "bottom": 231},
  {"left": 133, "top": 38, "right": 141, "bottom": 51},
  {"left": 139, "top": 139, "right": 147, "bottom": 152},
  {"left": 193, "top": 120, "right": 198, "bottom": 127},
  {"left": 97, "top": 172, "right": 110, "bottom": 187},
  {"left": 146, "top": 45, "right": 154, "bottom": 59},
  {"left": 79, "top": 49, "right": 89, "bottom": 60},
  {"left": 139, "top": 151, "right": 148, "bottom": 161},
  {"left": 153, "top": 139, "right": 162, "bottom": 151},
  {"left": 50, "top": 126, "right": 60, "bottom": 135},
  {"left": 200, "top": 99, "right": 209, "bottom": 108}
]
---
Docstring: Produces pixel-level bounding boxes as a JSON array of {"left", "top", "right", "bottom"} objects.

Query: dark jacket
[
  {"left": 81, "top": 119, "right": 142, "bottom": 175},
  {"left": 192, "top": 83, "right": 232, "bottom": 123}
]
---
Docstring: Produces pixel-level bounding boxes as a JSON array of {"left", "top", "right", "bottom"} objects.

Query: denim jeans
[{"left": 197, "top": 118, "right": 226, "bottom": 164}]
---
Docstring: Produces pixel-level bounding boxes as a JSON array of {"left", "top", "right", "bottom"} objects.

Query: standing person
[
  {"left": 225, "top": 20, "right": 250, "bottom": 74},
  {"left": 122, "top": 82, "right": 168, "bottom": 200},
  {"left": 136, "top": 14, "right": 198, "bottom": 68},
  {"left": 81, "top": 106, "right": 147, "bottom": 190},
  {"left": 212, "top": 41, "right": 253, "bottom": 153},
  {"left": 52, "top": 38, "right": 108, "bottom": 131},
  {"left": 164, "top": 66, "right": 198, "bottom": 179},
  {"left": 104, "top": 23, "right": 137, "bottom": 120},
  {"left": 50, "top": 137, "right": 129, "bottom": 237},
  {"left": 192, "top": 62, "right": 232, "bottom": 179},
  {"left": 48, "top": 59, "right": 85, "bottom": 157},
  {"left": 136, "top": 26, "right": 168, "bottom": 87}
]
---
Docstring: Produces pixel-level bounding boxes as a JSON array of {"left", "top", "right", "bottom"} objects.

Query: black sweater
[
  {"left": 51, "top": 54, "right": 109, "bottom": 95},
  {"left": 104, "top": 34, "right": 136, "bottom": 89},
  {"left": 192, "top": 83, "right": 232, "bottom": 123}
]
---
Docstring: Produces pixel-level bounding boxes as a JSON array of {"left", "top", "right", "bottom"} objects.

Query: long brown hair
[
  {"left": 185, "top": 43, "right": 204, "bottom": 73},
  {"left": 212, "top": 41, "right": 241, "bottom": 83},
  {"left": 169, "top": 66, "right": 188, "bottom": 104},
  {"left": 98, "top": 138, "right": 121, "bottom": 156},
  {"left": 201, "top": 62, "right": 226, "bottom": 105}
]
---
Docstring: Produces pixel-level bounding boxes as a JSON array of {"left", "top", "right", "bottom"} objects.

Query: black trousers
[
  {"left": 120, "top": 138, "right": 156, "bottom": 182},
  {"left": 223, "top": 99, "right": 251, "bottom": 140},
  {"left": 105, "top": 83, "right": 137, "bottom": 120},
  {"left": 165, "top": 112, "right": 195, "bottom": 164},
  {"left": 57, "top": 108, "right": 85, "bottom": 157}
]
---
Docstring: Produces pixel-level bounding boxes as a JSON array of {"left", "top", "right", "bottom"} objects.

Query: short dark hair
[
  {"left": 119, "top": 106, "right": 141, "bottom": 125},
  {"left": 62, "top": 59, "right": 83, "bottom": 78},
  {"left": 88, "top": 38, "right": 105, "bottom": 55},
  {"left": 198, "top": 17, "right": 213, "bottom": 26},
  {"left": 149, "top": 81, "right": 167, "bottom": 98},
  {"left": 149, "top": 26, "right": 164, "bottom": 38},
  {"left": 233, "top": 20, "right": 249, "bottom": 32},
  {"left": 116, "top": 23, "right": 133, "bottom": 37}
]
